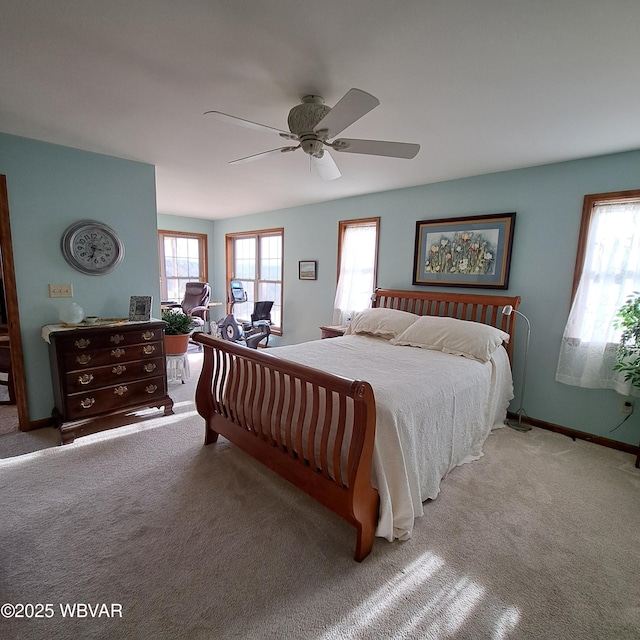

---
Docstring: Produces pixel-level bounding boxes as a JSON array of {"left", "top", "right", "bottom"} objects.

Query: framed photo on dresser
[{"left": 129, "top": 296, "right": 152, "bottom": 321}]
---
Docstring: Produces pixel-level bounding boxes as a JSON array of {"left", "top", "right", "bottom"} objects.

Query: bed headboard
[{"left": 371, "top": 288, "right": 521, "bottom": 362}]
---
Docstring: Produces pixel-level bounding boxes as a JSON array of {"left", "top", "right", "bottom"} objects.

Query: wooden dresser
[{"left": 46, "top": 321, "right": 174, "bottom": 444}]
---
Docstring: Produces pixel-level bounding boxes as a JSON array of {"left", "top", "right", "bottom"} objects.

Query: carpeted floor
[
  {"left": 0, "top": 403, "right": 19, "bottom": 436},
  {"left": 0, "top": 349, "right": 203, "bottom": 459},
  {"left": 0, "top": 381, "right": 19, "bottom": 436},
  {"left": 1, "top": 351, "right": 639, "bottom": 639}
]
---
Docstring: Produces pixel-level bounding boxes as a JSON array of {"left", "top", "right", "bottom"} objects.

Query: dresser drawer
[
  {"left": 64, "top": 375, "right": 167, "bottom": 420},
  {"left": 64, "top": 356, "right": 165, "bottom": 393},
  {"left": 61, "top": 341, "right": 162, "bottom": 370},
  {"left": 53, "top": 325, "right": 162, "bottom": 352}
]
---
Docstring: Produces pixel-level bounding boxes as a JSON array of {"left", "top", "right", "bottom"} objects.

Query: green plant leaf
[{"left": 614, "top": 292, "right": 640, "bottom": 390}]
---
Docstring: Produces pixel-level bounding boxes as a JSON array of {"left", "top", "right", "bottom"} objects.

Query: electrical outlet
[
  {"left": 48, "top": 284, "right": 73, "bottom": 298},
  {"left": 621, "top": 400, "right": 634, "bottom": 415}
]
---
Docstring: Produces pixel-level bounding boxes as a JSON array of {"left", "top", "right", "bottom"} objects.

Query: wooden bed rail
[
  {"left": 372, "top": 288, "right": 521, "bottom": 362},
  {"left": 193, "top": 333, "right": 380, "bottom": 561}
]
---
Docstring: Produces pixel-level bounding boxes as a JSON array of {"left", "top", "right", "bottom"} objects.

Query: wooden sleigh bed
[{"left": 194, "top": 288, "right": 520, "bottom": 561}]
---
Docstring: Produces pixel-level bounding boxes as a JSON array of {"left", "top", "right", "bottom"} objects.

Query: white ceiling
[{"left": 1, "top": 0, "right": 639, "bottom": 220}]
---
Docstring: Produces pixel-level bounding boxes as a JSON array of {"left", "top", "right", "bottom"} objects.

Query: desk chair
[
  {"left": 249, "top": 300, "right": 274, "bottom": 347},
  {"left": 175, "top": 282, "right": 211, "bottom": 333}
]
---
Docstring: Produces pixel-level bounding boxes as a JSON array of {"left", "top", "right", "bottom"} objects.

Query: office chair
[
  {"left": 251, "top": 301, "right": 274, "bottom": 326},
  {"left": 175, "top": 282, "right": 211, "bottom": 333}
]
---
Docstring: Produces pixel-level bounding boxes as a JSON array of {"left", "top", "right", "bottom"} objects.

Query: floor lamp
[{"left": 502, "top": 305, "right": 532, "bottom": 432}]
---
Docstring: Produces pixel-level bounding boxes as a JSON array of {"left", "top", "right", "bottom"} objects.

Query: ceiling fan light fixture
[
  {"left": 287, "top": 95, "right": 332, "bottom": 136},
  {"left": 299, "top": 135, "right": 324, "bottom": 157}
]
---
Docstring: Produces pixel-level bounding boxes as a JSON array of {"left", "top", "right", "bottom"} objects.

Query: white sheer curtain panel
[
  {"left": 333, "top": 224, "right": 376, "bottom": 325},
  {"left": 556, "top": 200, "right": 640, "bottom": 396}
]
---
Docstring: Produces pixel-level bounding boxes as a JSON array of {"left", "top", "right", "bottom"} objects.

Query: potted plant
[
  {"left": 613, "top": 292, "right": 640, "bottom": 389},
  {"left": 161, "top": 309, "right": 193, "bottom": 355}
]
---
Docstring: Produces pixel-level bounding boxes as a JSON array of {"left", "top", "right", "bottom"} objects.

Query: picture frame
[
  {"left": 299, "top": 260, "right": 317, "bottom": 280},
  {"left": 129, "top": 296, "right": 152, "bottom": 321},
  {"left": 413, "top": 212, "right": 516, "bottom": 289}
]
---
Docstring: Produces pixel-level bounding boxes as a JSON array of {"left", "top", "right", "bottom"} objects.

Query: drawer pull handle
[
  {"left": 143, "top": 345, "right": 156, "bottom": 355},
  {"left": 74, "top": 338, "right": 91, "bottom": 349},
  {"left": 142, "top": 330, "right": 155, "bottom": 341},
  {"left": 78, "top": 373, "right": 94, "bottom": 385},
  {"left": 111, "top": 348, "right": 126, "bottom": 358},
  {"left": 112, "top": 365, "right": 127, "bottom": 375},
  {"left": 76, "top": 354, "right": 92, "bottom": 365},
  {"left": 80, "top": 397, "right": 95, "bottom": 409},
  {"left": 110, "top": 334, "right": 125, "bottom": 345},
  {"left": 114, "top": 385, "right": 128, "bottom": 396},
  {"left": 145, "top": 384, "right": 158, "bottom": 394},
  {"left": 144, "top": 363, "right": 157, "bottom": 373}
]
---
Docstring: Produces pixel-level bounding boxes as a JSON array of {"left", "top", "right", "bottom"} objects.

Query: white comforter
[{"left": 270, "top": 334, "right": 513, "bottom": 541}]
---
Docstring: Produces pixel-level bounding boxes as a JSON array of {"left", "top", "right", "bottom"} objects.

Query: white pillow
[
  {"left": 344, "top": 307, "right": 418, "bottom": 339},
  {"left": 390, "top": 315, "right": 510, "bottom": 362}
]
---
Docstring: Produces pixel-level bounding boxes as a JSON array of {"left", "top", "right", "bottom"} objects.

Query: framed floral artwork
[{"left": 413, "top": 212, "right": 516, "bottom": 288}]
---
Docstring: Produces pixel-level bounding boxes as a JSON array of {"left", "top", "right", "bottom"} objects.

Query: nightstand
[{"left": 320, "top": 325, "right": 347, "bottom": 339}]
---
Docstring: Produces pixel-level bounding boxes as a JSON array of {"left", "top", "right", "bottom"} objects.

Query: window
[
  {"left": 556, "top": 190, "right": 640, "bottom": 394},
  {"left": 333, "top": 217, "right": 380, "bottom": 325},
  {"left": 225, "top": 228, "right": 283, "bottom": 334},
  {"left": 158, "top": 231, "right": 208, "bottom": 302}
]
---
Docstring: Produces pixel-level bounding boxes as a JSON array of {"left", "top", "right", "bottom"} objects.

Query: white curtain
[
  {"left": 333, "top": 224, "right": 377, "bottom": 325},
  {"left": 555, "top": 200, "right": 640, "bottom": 396}
]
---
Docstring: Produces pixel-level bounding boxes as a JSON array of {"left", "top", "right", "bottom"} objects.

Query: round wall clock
[{"left": 61, "top": 220, "right": 125, "bottom": 275}]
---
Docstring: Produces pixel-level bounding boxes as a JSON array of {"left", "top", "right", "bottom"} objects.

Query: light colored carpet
[
  {"left": 0, "top": 379, "right": 19, "bottom": 437},
  {"left": 1, "top": 352, "right": 639, "bottom": 639},
  {"left": 0, "top": 403, "right": 19, "bottom": 436},
  {"left": 0, "top": 350, "right": 203, "bottom": 458}
]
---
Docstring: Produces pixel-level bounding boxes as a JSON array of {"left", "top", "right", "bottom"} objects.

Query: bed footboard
[{"left": 193, "top": 334, "right": 379, "bottom": 561}]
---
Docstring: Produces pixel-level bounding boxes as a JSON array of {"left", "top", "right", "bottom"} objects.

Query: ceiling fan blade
[
  {"left": 332, "top": 138, "right": 420, "bottom": 159},
  {"left": 204, "top": 111, "right": 297, "bottom": 140},
  {"left": 311, "top": 151, "right": 341, "bottom": 181},
  {"left": 313, "top": 88, "right": 380, "bottom": 138},
  {"left": 229, "top": 146, "right": 298, "bottom": 165}
]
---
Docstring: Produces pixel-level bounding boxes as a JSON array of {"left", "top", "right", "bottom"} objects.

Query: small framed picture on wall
[{"left": 299, "top": 260, "right": 317, "bottom": 280}]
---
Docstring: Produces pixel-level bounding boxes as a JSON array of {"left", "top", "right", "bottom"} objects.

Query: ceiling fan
[{"left": 205, "top": 88, "right": 420, "bottom": 181}]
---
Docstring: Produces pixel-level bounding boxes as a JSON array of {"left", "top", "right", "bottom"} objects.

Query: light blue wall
[
  {"left": 212, "top": 150, "right": 640, "bottom": 447},
  {"left": 0, "top": 133, "right": 160, "bottom": 421}
]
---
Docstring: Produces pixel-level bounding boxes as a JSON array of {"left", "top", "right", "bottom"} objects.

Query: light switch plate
[{"left": 49, "top": 284, "right": 73, "bottom": 298}]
